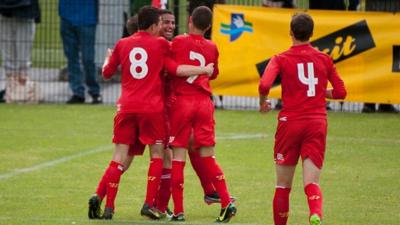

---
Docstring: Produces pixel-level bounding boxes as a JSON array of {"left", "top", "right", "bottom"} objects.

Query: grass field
[{"left": 0, "top": 104, "right": 399, "bottom": 225}]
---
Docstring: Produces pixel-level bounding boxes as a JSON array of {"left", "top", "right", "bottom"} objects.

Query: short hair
[
  {"left": 159, "top": 9, "right": 173, "bottom": 16},
  {"left": 126, "top": 15, "right": 138, "bottom": 35},
  {"left": 290, "top": 13, "right": 314, "bottom": 41},
  {"left": 138, "top": 6, "right": 160, "bottom": 30},
  {"left": 191, "top": 6, "right": 212, "bottom": 31}
]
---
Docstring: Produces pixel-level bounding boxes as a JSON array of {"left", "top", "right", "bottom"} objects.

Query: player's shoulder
[{"left": 173, "top": 34, "right": 190, "bottom": 43}]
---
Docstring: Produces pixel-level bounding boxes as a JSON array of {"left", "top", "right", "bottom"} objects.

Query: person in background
[
  {"left": 59, "top": 0, "right": 102, "bottom": 104},
  {"left": 0, "top": 0, "right": 40, "bottom": 103}
]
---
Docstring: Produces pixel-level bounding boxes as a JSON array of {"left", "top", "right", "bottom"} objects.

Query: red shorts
[
  {"left": 274, "top": 118, "right": 327, "bottom": 169},
  {"left": 169, "top": 95, "right": 215, "bottom": 150},
  {"left": 113, "top": 112, "right": 166, "bottom": 155}
]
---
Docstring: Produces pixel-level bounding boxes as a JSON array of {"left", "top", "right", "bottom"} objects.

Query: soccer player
[
  {"left": 258, "top": 13, "right": 347, "bottom": 225},
  {"left": 168, "top": 6, "right": 237, "bottom": 222},
  {"left": 155, "top": 9, "right": 230, "bottom": 217},
  {"left": 87, "top": 6, "right": 214, "bottom": 220}
]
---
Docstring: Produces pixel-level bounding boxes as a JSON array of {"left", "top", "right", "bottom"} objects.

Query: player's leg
[
  {"left": 187, "top": 134, "right": 217, "bottom": 203},
  {"left": 170, "top": 147, "right": 187, "bottom": 221},
  {"left": 273, "top": 165, "right": 296, "bottom": 225},
  {"left": 141, "top": 143, "right": 164, "bottom": 220},
  {"left": 89, "top": 113, "right": 136, "bottom": 219},
  {"left": 272, "top": 119, "right": 303, "bottom": 225},
  {"left": 303, "top": 158, "right": 323, "bottom": 225},
  {"left": 139, "top": 112, "right": 165, "bottom": 220},
  {"left": 199, "top": 147, "right": 236, "bottom": 223},
  {"left": 300, "top": 118, "right": 327, "bottom": 225},
  {"left": 89, "top": 144, "right": 128, "bottom": 219},
  {"left": 155, "top": 147, "right": 173, "bottom": 217}
]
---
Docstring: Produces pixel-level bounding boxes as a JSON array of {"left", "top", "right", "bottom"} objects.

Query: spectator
[
  {"left": 0, "top": 0, "right": 40, "bottom": 103},
  {"left": 59, "top": 0, "right": 102, "bottom": 104}
]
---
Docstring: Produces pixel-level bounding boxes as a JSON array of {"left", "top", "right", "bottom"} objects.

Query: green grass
[{"left": 0, "top": 104, "right": 399, "bottom": 225}]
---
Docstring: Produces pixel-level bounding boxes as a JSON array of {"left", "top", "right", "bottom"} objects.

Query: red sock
[
  {"left": 171, "top": 160, "right": 185, "bottom": 215},
  {"left": 104, "top": 161, "right": 124, "bottom": 209},
  {"left": 305, "top": 183, "right": 323, "bottom": 219},
  {"left": 155, "top": 168, "right": 172, "bottom": 212},
  {"left": 188, "top": 150, "right": 215, "bottom": 195},
  {"left": 202, "top": 156, "right": 231, "bottom": 208},
  {"left": 145, "top": 158, "right": 163, "bottom": 207},
  {"left": 273, "top": 187, "right": 291, "bottom": 225},
  {"left": 95, "top": 172, "right": 108, "bottom": 201}
]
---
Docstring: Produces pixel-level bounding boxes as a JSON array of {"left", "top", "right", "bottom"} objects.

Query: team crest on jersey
[{"left": 220, "top": 13, "right": 253, "bottom": 42}]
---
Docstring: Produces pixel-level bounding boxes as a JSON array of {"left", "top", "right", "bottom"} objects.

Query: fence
[{"left": 0, "top": 0, "right": 398, "bottom": 112}]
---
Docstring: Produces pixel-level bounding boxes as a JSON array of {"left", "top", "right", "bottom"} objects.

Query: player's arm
[
  {"left": 258, "top": 56, "right": 280, "bottom": 113},
  {"left": 326, "top": 59, "right": 347, "bottom": 99},
  {"left": 102, "top": 43, "right": 121, "bottom": 80},
  {"left": 164, "top": 55, "right": 214, "bottom": 77},
  {"left": 209, "top": 47, "right": 219, "bottom": 80}
]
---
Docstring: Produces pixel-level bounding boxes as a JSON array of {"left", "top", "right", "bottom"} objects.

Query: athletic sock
[
  {"left": 201, "top": 156, "right": 231, "bottom": 208},
  {"left": 95, "top": 171, "right": 108, "bottom": 201},
  {"left": 144, "top": 158, "right": 163, "bottom": 207},
  {"left": 171, "top": 160, "right": 185, "bottom": 215},
  {"left": 273, "top": 187, "right": 291, "bottom": 225},
  {"left": 155, "top": 168, "right": 172, "bottom": 212},
  {"left": 188, "top": 150, "right": 215, "bottom": 195},
  {"left": 304, "top": 183, "right": 323, "bottom": 219},
  {"left": 104, "top": 161, "right": 124, "bottom": 209}
]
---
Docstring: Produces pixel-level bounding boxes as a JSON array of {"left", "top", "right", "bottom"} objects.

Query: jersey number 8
[{"left": 129, "top": 47, "right": 148, "bottom": 79}]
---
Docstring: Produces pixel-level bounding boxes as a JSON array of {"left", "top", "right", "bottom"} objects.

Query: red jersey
[
  {"left": 259, "top": 44, "right": 346, "bottom": 121},
  {"left": 103, "top": 31, "right": 175, "bottom": 113},
  {"left": 169, "top": 34, "right": 219, "bottom": 96}
]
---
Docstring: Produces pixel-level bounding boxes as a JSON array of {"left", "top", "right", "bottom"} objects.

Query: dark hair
[
  {"left": 138, "top": 6, "right": 160, "bottom": 30},
  {"left": 126, "top": 15, "right": 138, "bottom": 35},
  {"left": 159, "top": 9, "right": 173, "bottom": 16},
  {"left": 290, "top": 13, "right": 314, "bottom": 41},
  {"left": 191, "top": 6, "right": 212, "bottom": 31}
]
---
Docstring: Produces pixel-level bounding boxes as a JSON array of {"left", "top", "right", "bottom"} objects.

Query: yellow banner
[{"left": 211, "top": 5, "right": 400, "bottom": 104}]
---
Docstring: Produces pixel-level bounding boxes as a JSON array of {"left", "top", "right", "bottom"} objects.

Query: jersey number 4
[
  {"left": 187, "top": 51, "right": 206, "bottom": 84},
  {"left": 129, "top": 47, "right": 148, "bottom": 79},
  {"left": 297, "top": 62, "right": 318, "bottom": 97}
]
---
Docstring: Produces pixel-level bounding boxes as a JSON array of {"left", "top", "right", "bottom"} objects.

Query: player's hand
[
  {"left": 204, "top": 63, "right": 214, "bottom": 77},
  {"left": 103, "top": 48, "right": 113, "bottom": 67},
  {"left": 259, "top": 99, "right": 272, "bottom": 113}
]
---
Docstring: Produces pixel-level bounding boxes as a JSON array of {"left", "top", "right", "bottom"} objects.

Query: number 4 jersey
[
  {"left": 259, "top": 44, "right": 346, "bottom": 121},
  {"left": 169, "top": 33, "right": 219, "bottom": 97},
  {"left": 102, "top": 31, "right": 178, "bottom": 113}
]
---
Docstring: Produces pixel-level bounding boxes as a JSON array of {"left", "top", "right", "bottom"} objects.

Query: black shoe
[
  {"left": 204, "top": 192, "right": 237, "bottom": 205},
  {"left": 88, "top": 195, "right": 102, "bottom": 219},
  {"left": 66, "top": 95, "right": 85, "bottom": 104},
  {"left": 377, "top": 104, "right": 398, "bottom": 113},
  {"left": 91, "top": 94, "right": 103, "bottom": 104},
  {"left": 140, "top": 203, "right": 161, "bottom": 220},
  {"left": 170, "top": 213, "right": 185, "bottom": 222},
  {"left": 0, "top": 89, "right": 5, "bottom": 103},
  {"left": 103, "top": 207, "right": 114, "bottom": 220},
  {"left": 216, "top": 202, "right": 237, "bottom": 223},
  {"left": 166, "top": 207, "right": 173, "bottom": 218}
]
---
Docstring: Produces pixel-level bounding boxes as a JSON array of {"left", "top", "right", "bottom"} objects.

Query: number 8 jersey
[
  {"left": 103, "top": 31, "right": 174, "bottom": 113},
  {"left": 259, "top": 44, "right": 347, "bottom": 121}
]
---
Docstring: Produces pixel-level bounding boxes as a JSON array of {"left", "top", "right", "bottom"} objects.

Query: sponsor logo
[
  {"left": 279, "top": 116, "right": 287, "bottom": 122},
  {"left": 276, "top": 153, "right": 284, "bottom": 161},
  {"left": 256, "top": 20, "right": 376, "bottom": 84},
  {"left": 169, "top": 136, "right": 175, "bottom": 143},
  {"left": 220, "top": 13, "right": 253, "bottom": 42},
  {"left": 148, "top": 176, "right": 156, "bottom": 181},
  {"left": 108, "top": 182, "right": 119, "bottom": 188},
  {"left": 216, "top": 175, "right": 225, "bottom": 180},
  {"left": 309, "top": 195, "right": 321, "bottom": 200},
  {"left": 279, "top": 212, "right": 289, "bottom": 218}
]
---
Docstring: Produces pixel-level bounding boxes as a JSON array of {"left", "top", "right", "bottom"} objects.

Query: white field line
[
  {"left": 0, "top": 133, "right": 398, "bottom": 181},
  {"left": 0, "top": 216, "right": 264, "bottom": 225},
  {"left": 0, "top": 145, "right": 112, "bottom": 181}
]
